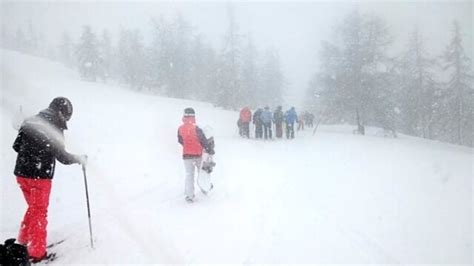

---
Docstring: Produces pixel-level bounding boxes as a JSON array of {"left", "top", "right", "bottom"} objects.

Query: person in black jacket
[
  {"left": 253, "top": 108, "right": 263, "bottom": 139},
  {"left": 273, "top": 106, "right": 284, "bottom": 138},
  {"left": 12, "top": 97, "right": 87, "bottom": 262}
]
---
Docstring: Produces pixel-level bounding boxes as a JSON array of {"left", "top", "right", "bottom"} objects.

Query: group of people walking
[
  {"left": 238, "top": 106, "right": 314, "bottom": 140},
  {"left": 297, "top": 111, "right": 316, "bottom": 131}
]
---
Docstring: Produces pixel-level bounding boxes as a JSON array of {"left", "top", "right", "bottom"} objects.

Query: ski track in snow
[{"left": 1, "top": 50, "right": 473, "bottom": 264}]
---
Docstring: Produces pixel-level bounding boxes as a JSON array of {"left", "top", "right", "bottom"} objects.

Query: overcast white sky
[{"left": 2, "top": 0, "right": 472, "bottom": 106}]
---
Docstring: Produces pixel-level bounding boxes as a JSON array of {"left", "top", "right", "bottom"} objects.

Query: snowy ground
[{"left": 1, "top": 50, "right": 472, "bottom": 264}]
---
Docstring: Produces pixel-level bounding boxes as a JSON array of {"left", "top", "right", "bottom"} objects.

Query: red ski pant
[
  {"left": 275, "top": 123, "right": 283, "bottom": 138},
  {"left": 17, "top": 176, "right": 52, "bottom": 258}
]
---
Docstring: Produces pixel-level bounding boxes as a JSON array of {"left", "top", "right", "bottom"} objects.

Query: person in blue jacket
[
  {"left": 284, "top": 107, "right": 298, "bottom": 139},
  {"left": 260, "top": 106, "right": 273, "bottom": 140}
]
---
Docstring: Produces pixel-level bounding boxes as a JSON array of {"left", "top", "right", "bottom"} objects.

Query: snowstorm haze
[
  {"left": 2, "top": 0, "right": 471, "bottom": 105},
  {"left": 2, "top": 1, "right": 474, "bottom": 264}
]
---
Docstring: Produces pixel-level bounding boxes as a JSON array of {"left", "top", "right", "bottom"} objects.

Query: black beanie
[
  {"left": 49, "top": 97, "right": 73, "bottom": 121},
  {"left": 184, "top": 107, "right": 195, "bottom": 117}
]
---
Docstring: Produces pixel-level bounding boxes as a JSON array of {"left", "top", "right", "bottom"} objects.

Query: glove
[
  {"left": 2, "top": 238, "right": 29, "bottom": 265},
  {"left": 76, "top": 154, "right": 88, "bottom": 166},
  {"left": 206, "top": 137, "right": 215, "bottom": 155}
]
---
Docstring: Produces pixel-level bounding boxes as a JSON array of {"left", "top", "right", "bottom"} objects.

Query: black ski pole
[
  {"left": 313, "top": 109, "right": 327, "bottom": 136},
  {"left": 82, "top": 165, "right": 94, "bottom": 249},
  {"left": 312, "top": 118, "right": 321, "bottom": 136}
]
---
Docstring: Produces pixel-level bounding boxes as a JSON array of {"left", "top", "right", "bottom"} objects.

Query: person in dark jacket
[
  {"left": 237, "top": 118, "right": 243, "bottom": 137},
  {"left": 306, "top": 112, "right": 315, "bottom": 128},
  {"left": 273, "top": 106, "right": 284, "bottom": 138},
  {"left": 260, "top": 106, "right": 273, "bottom": 140},
  {"left": 253, "top": 108, "right": 263, "bottom": 139},
  {"left": 178, "top": 108, "right": 214, "bottom": 202},
  {"left": 297, "top": 115, "right": 305, "bottom": 131},
  {"left": 12, "top": 97, "right": 87, "bottom": 262},
  {"left": 284, "top": 107, "right": 298, "bottom": 139}
]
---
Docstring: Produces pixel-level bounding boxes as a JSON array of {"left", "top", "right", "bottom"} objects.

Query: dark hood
[{"left": 38, "top": 108, "right": 68, "bottom": 130}]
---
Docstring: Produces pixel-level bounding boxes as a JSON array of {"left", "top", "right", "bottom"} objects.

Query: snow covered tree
[
  {"left": 2, "top": 20, "right": 44, "bottom": 56},
  {"left": 58, "top": 31, "right": 74, "bottom": 67},
  {"left": 240, "top": 35, "right": 260, "bottom": 108},
  {"left": 306, "top": 41, "right": 342, "bottom": 122},
  {"left": 441, "top": 21, "right": 473, "bottom": 146},
  {"left": 169, "top": 14, "right": 193, "bottom": 98},
  {"left": 215, "top": 4, "right": 243, "bottom": 109},
  {"left": 189, "top": 35, "right": 218, "bottom": 102},
  {"left": 309, "top": 11, "right": 393, "bottom": 135},
  {"left": 98, "top": 29, "right": 113, "bottom": 82},
  {"left": 149, "top": 14, "right": 193, "bottom": 98},
  {"left": 25, "top": 19, "right": 39, "bottom": 54},
  {"left": 258, "top": 49, "right": 284, "bottom": 108},
  {"left": 75, "top": 26, "right": 101, "bottom": 82},
  {"left": 14, "top": 28, "right": 28, "bottom": 52},
  {"left": 148, "top": 16, "right": 169, "bottom": 93},
  {"left": 1, "top": 26, "right": 15, "bottom": 50},
  {"left": 116, "top": 28, "right": 146, "bottom": 90},
  {"left": 397, "top": 28, "right": 441, "bottom": 139}
]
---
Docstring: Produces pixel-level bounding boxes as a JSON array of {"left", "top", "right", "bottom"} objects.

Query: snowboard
[
  {"left": 197, "top": 127, "right": 215, "bottom": 195},
  {"left": 197, "top": 152, "right": 215, "bottom": 194}
]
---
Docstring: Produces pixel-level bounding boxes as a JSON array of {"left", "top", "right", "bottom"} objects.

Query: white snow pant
[{"left": 183, "top": 157, "right": 201, "bottom": 199}]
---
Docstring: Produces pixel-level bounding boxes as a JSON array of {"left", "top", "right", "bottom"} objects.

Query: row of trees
[
  {"left": 305, "top": 11, "right": 473, "bottom": 146},
  {"left": 1, "top": 19, "right": 50, "bottom": 58},
  {"left": 1, "top": 9, "right": 284, "bottom": 111}
]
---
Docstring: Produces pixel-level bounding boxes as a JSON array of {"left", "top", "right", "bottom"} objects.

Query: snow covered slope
[{"left": 1, "top": 50, "right": 472, "bottom": 264}]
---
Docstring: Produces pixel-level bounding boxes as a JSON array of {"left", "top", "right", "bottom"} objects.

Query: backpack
[
  {"left": 0, "top": 238, "right": 30, "bottom": 265},
  {"left": 273, "top": 110, "right": 284, "bottom": 123}
]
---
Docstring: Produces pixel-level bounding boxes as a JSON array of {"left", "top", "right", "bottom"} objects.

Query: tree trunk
[{"left": 356, "top": 108, "right": 365, "bottom": 135}]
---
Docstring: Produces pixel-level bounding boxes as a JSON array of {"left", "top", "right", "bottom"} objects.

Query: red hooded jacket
[
  {"left": 240, "top": 107, "right": 252, "bottom": 123},
  {"left": 178, "top": 116, "right": 210, "bottom": 158}
]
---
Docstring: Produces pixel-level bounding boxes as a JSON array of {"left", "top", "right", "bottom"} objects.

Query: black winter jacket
[
  {"left": 13, "top": 108, "right": 79, "bottom": 179},
  {"left": 253, "top": 109, "right": 263, "bottom": 125},
  {"left": 273, "top": 109, "right": 284, "bottom": 124}
]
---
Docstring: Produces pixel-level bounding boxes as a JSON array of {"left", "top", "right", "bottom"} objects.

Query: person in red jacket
[
  {"left": 178, "top": 108, "right": 214, "bottom": 202},
  {"left": 239, "top": 107, "right": 252, "bottom": 138}
]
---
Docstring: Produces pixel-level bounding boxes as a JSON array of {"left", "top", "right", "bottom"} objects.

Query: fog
[
  {"left": 1, "top": 0, "right": 473, "bottom": 146},
  {"left": 1, "top": 2, "right": 473, "bottom": 263},
  {"left": 2, "top": 0, "right": 471, "bottom": 104}
]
